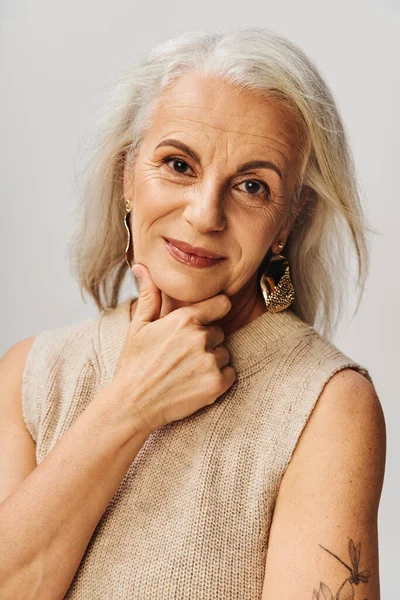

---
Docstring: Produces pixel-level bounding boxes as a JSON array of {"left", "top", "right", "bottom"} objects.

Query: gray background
[{"left": 1, "top": 0, "right": 399, "bottom": 596}]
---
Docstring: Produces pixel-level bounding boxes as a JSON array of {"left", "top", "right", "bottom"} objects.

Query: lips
[{"left": 163, "top": 237, "right": 225, "bottom": 259}]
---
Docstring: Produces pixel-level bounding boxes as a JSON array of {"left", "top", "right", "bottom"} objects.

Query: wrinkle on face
[
  {"left": 153, "top": 114, "right": 292, "bottom": 173},
  {"left": 143, "top": 87, "right": 304, "bottom": 200},
  {"left": 151, "top": 75, "right": 303, "bottom": 150},
  {"left": 123, "top": 71, "right": 307, "bottom": 318}
]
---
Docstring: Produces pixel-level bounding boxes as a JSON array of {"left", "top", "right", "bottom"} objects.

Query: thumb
[{"left": 131, "top": 263, "right": 162, "bottom": 330}]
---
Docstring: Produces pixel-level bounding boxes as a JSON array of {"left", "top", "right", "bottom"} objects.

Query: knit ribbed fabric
[{"left": 22, "top": 298, "right": 374, "bottom": 600}]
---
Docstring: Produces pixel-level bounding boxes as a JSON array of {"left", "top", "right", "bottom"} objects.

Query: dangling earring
[
  {"left": 259, "top": 241, "right": 295, "bottom": 312},
  {"left": 124, "top": 198, "right": 134, "bottom": 268}
]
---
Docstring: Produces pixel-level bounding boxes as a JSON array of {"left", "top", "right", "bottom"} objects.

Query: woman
[{"left": 0, "top": 27, "right": 385, "bottom": 599}]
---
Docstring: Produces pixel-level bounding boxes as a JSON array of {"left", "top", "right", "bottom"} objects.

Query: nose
[{"left": 182, "top": 179, "right": 226, "bottom": 233}]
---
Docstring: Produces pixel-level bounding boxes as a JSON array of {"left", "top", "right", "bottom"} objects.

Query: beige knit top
[{"left": 22, "top": 297, "right": 374, "bottom": 600}]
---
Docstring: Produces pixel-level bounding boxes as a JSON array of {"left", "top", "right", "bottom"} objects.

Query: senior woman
[{"left": 0, "top": 27, "right": 385, "bottom": 600}]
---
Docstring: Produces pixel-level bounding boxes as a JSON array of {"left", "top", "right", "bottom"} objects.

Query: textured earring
[
  {"left": 124, "top": 198, "right": 134, "bottom": 268},
  {"left": 259, "top": 242, "right": 295, "bottom": 312}
]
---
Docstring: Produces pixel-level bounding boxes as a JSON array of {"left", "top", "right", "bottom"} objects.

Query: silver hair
[{"left": 69, "top": 27, "right": 375, "bottom": 340}]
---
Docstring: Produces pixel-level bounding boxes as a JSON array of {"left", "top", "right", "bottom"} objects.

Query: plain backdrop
[{"left": 1, "top": 0, "right": 399, "bottom": 596}]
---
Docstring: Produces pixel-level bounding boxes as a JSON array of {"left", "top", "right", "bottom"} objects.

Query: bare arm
[
  {"left": 0, "top": 382, "right": 151, "bottom": 600},
  {"left": 261, "top": 369, "right": 386, "bottom": 600},
  {"left": 0, "top": 338, "right": 38, "bottom": 505},
  {"left": 0, "top": 274, "right": 234, "bottom": 599}
]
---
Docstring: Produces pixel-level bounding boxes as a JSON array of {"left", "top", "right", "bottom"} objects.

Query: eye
[
  {"left": 161, "top": 156, "right": 270, "bottom": 198},
  {"left": 162, "top": 156, "right": 194, "bottom": 176},
  {"left": 235, "top": 179, "right": 270, "bottom": 197}
]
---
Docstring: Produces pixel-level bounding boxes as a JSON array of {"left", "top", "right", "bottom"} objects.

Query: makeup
[{"left": 163, "top": 238, "right": 226, "bottom": 269}]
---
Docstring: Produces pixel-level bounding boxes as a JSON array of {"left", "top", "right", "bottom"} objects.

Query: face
[{"left": 123, "top": 72, "right": 306, "bottom": 308}]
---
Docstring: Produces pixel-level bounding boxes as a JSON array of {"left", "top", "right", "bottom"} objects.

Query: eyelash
[{"left": 161, "top": 156, "right": 271, "bottom": 197}]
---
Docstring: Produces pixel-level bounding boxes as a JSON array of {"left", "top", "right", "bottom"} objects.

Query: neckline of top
[{"left": 99, "top": 296, "right": 308, "bottom": 380}]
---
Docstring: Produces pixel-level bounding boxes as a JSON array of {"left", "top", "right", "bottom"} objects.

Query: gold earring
[
  {"left": 259, "top": 241, "right": 295, "bottom": 312},
  {"left": 124, "top": 198, "right": 134, "bottom": 268}
]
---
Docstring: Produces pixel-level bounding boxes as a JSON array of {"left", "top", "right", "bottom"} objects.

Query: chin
[{"left": 148, "top": 264, "right": 225, "bottom": 304}]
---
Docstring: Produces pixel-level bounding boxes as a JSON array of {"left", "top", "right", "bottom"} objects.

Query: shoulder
[
  {"left": 28, "top": 314, "right": 101, "bottom": 363},
  {"left": 279, "top": 314, "right": 376, "bottom": 391},
  {"left": 0, "top": 338, "right": 38, "bottom": 450},
  {"left": 0, "top": 337, "right": 37, "bottom": 396},
  {"left": 281, "top": 366, "right": 386, "bottom": 507},
  {"left": 17, "top": 314, "right": 106, "bottom": 445},
  {"left": 0, "top": 337, "right": 38, "bottom": 410},
  {"left": 1, "top": 336, "right": 37, "bottom": 365},
  {"left": 310, "top": 367, "right": 385, "bottom": 466},
  {"left": 1, "top": 315, "right": 101, "bottom": 391},
  {"left": 20, "top": 313, "right": 103, "bottom": 397},
  {"left": 318, "top": 367, "right": 381, "bottom": 419}
]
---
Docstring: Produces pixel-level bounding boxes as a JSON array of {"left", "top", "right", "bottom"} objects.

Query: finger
[
  {"left": 211, "top": 345, "right": 231, "bottom": 370},
  {"left": 130, "top": 264, "right": 162, "bottom": 330},
  {"left": 220, "top": 364, "right": 237, "bottom": 390},
  {"left": 187, "top": 293, "right": 232, "bottom": 325},
  {"left": 204, "top": 325, "right": 225, "bottom": 350}
]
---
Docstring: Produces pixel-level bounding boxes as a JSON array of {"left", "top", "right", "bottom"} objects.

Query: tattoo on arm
[{"left": 311, "top": 538, "right": 370, "bottom": 599}]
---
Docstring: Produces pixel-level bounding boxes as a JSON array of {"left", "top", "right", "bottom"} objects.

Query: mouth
[
  {"left": 163, "top": 237, "right": 226, "bottom": 259},
  {"left": 163, "top": 237, "right": 226, "bottom": 269}
]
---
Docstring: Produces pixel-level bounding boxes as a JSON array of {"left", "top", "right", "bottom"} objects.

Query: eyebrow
[{"left": 154, "top": 138, "right": 283, "bottom": 180}]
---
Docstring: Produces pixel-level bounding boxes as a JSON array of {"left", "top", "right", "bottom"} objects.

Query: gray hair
[{"left": 69, "top": 27, "right": 374, "bottom": 340}]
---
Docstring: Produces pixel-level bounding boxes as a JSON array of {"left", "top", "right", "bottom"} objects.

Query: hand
[{"left": 111, "top": 264, "right": 237, "bottom": 436}]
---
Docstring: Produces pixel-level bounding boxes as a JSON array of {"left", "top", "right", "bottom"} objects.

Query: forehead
[{"left": 148, "top": 72, "right": 306, "bottom": 170}]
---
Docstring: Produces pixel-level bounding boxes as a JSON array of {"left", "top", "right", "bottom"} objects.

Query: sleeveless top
[{"left": 21, "top": 298, "right": 374, "bottom": 600}]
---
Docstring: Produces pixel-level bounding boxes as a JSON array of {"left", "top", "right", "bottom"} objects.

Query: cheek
[
  {"left": 236, "top": 214, "right": 275, "bottom": 258},
  {"left": 241, "top": 239, "right": 269, "bottom": 269},
  {"left": 133, "top": 171, "right": 175, "bottom": 221}
]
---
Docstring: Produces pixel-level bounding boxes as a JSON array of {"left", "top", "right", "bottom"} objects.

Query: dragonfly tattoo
[{"left": 312, "top": 538, "right": 370, "bottom": 599}]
